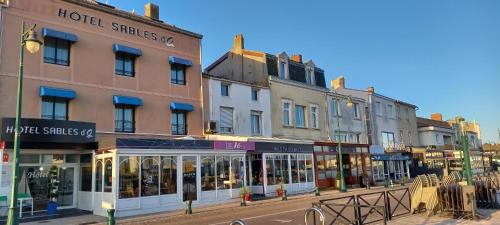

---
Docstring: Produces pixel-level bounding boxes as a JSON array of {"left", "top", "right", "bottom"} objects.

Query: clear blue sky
[{"left": 108, "top": 0, "right": 500, "bottom": 143}]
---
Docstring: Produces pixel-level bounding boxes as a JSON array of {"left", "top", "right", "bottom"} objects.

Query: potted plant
[
  {"left": 276, "top": 182, "right": 285, "bottom": 197},
  {"left": 47, "top": 165, "right": 59, "bottom": 215},
  {"left": 242, "top": 186, "right": 251, "bottom": 201}
]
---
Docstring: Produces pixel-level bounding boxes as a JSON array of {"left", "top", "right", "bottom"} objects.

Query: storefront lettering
[
  {"left": 27, "top": 170, "right": 49, "bottom": 179},
  {"left": 58, "top": 8, "right": 175, "bottom": 47},
  {"left": 214, "top": 141, "right": 255, "bottom": 151},
  {"left": 4, "top": 125, "right": 93, "bottom": 139}
]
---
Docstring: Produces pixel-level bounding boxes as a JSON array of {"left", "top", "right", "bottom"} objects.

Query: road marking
[
  {"left": 208, "top": 208, "right": 307, "bottom": 225},
  {"left": 272, "top": 219, "right": 293, "bottom": 223}
]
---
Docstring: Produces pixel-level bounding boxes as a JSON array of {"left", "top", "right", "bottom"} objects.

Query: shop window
[
  {"left": 372, "top": 160, "right": 384, "bottom": 182},
  {"left": 115, "top": 105, "right": 135, "bottom": 133},
  {"left": 295, "top": 105, "right": 306, "bottom": 128},
  {"left": 80, "top": 154, "right": 92, "bottom": 163},
  {"left": 170, "top": 63, "right": 186, "bottom": 85},
  {"left": 20, "top": 154, "right": 39, "bottom": 164},
  {"left": 216, "top": 155, "right": 230, "bottom": 189},
  {"left": 249, "top": 154, "right": 262, "bottom": 185},
  {"left": 171, "top": 110, "right": 187, "bottom": 135},
  {"left": 66, "top": 154, "right": 79, "bottom": 163},
  {"left": 266, "top": 154, "right": 290, "bottom": 185},
  {"left": 80, "top": 166, "right": 92, "bottom": 192},
  {"left": 220, "top": 107, "right": 233, "bottom": 133},
  {"left": 325, "top": 155, "right": 337, "bottom": 179},
  {"left": 266, "top": 154, "right": 275, "bottom": 185},
  {"left": 141, "top": 156, "right": 159, "bottom": 196},
  {"left": 160, "top": 156, "right": 177, "bottom": 195},
  {"left": 115, "top": 52, "right": 135, "bottom": 76},
  {"left": 104, "top": 158, "right": 113, "bottom": 192},
  {"left": 119, "top": 156, "right": 140, "bottom": 198},
  {"left": 42, "top": 154, "right": 63, "bottom": 164},
  {"left": 42, "top": 97, "right": 68, "bottom": 120},
  {"left": 317, "top": 155, "right": 326, "bottom": 180},
  {"left": 231, "top": 156, "right": 244, "bottom": 189},
  {"left": 95, "top": 160, "right": 103, "bottom": 192},
  {"left": 299, "top": 155, "right": 306, "bottom": 183},
  {"left": 291, "top": 155, "right": 299, "bottom": 183},
  {"left": 251, "top": 111, "right": 261, "bottom": 136},
  {"left": 43, "top": 37, "right": 70, "bottom": 66},
  {"left": 201, "top": 156, "right": 216, "bottom": 191},
  {"left": 305, "top": 155, "right": 314, "bottom": 183}
]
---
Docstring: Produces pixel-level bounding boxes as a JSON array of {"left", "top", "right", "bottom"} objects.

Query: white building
[
  {"left": 417, "top": 116, "right": 454, "bottom": 147},
  {"left": 202, "top": 74, "right": 272, "bottom": 137}
]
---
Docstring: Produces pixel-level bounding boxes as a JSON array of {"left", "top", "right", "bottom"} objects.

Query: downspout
[
  {"left": 199, "top": 38, "right": 204, "bottom": 137},
  {"left": 0, "top": 4, "right": 5, "bottom": 66}
]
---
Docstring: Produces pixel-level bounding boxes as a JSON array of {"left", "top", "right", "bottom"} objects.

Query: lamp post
[
  {"left": 6, "top": 21, "right": 42, "bottom": 225},
  {"left": 333, "top": 92, "right": 353, "bottom": 193},
  {"left": 457, "top": 117, "right": 473, "bottom": 185}
]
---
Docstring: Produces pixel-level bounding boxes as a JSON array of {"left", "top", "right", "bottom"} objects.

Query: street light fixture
[
  {"left": 6, "top": 21, "right": 42, "bottom": 225},
  {"left": 333, "top": 92, "right": 353, "bottom": 193}
]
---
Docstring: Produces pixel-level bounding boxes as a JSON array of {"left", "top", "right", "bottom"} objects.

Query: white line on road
[{"left": 207, "top": 208, "right": 307, "bottom": 225}]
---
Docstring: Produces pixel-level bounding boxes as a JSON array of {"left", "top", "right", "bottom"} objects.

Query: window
[
  {"left": 115, "top": 105, "right": 135, "bottom": 132},
  {"left": 221, "top": 83, "right": 229, "bottom": 96},
  {"left": 170, "top": 63, "right": 186, "bottom": 85},
  {"left": 217, "top": 155, "right": 230, "bottom": 189},
  {"left": 43, "top": 37, "right": 70, "bottom": 66},
  {"left": 251, "top": 111, "right": 261, "bottom": 135},
  {"left": 119, "top": 156, "right": 140, "bottom": 198},
  {"left": 115, "top": 52, "right": 135, "bottom": 76},
  {"left": 95, "top": 160, "right": 103, "bottom": 192},
  {"left": 382, "top": 132, "right": 395, "bottom": 149},
  {"left": 279, "top": 62, "right": 286, "bottom": 79},
  {"left": 282, "top": 100, "right": 292, "bottom": 126},
  {"left": 331, "top": 100, "right": 341, "bottom": 117},
  {"left": 405, "top": 108, "right": 410, "bottom": 121},
  {"left": 41, "top": 97, "right": 68, "bottom": 120},
  {"left": 408, "top": 131, "right": 413, "bottom": 145},
  {"left": 80, "top": 166, "right": 92, "bottom": 192},
  {"left": 171, "top": 110, "right": 187, "bottom": 135},
  {"left": 220, "top": 107, "right": 233, "bottom": 133},
  {"left": 396, "top": 105, "right": 401, "bottom": 120},
  {"left": 387, "top": 104, "right": 393, "bottom": 118},
  {"left": 375, "top": 101, "right": 381, "bottom": 116},
  {"left": 141, "top": 156, "right": 159, "bottom": 196},
  {"left": 295, "top": 105, "right": 306, "bottom": 128},
  {"left": 305, "top": 155, "right": 314, "bottom": 183},
  {"left": 310, "top": 105, "right": 319, "bottom": 129},
  {"left": 160, "top": 156, "right": 177, "bottom": 195},
  {"left": 104, "top": 159, "right": 113, "bottom": 192},
  {"left": 299, "top": 155, "right": 306, "bottom": 183},
  {"left": 231, "top": 156, "right": 244, "bottom": 189},
  {"left": 291, "top": 155, "right": 299, "bottom": 183},
  {"left": 201, "top": 156, "right": 216, "bottom": 191},
  {"left": 435, "top": 134, "right": 440, "bottom": 144},
  {"left": 251, "top": 88, "right": 259, "bottom": 101},
  {"left": 353, "top": 103, "right": 360, "bottom": 119},
  {"left": 306, "top": 69, "right": 314, "bottom": 85},
  {"left": 399, "top": 130, "right": 404, "bottom": 143}
]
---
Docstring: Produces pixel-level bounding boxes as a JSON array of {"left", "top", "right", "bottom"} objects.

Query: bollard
[
  {"left": 282, "top": 190, "right": 288, "bottom": 201},
  {"left": 107, "top": 209, "right": 115, "bottom": 225},
  {"left": 315, "top": 187, "right": 321, "bottom": 196},
  {"left": 185, "top": 200, "right": 192, "bottom": 214}
]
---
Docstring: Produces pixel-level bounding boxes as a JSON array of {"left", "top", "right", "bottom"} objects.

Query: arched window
[
  {"left": 95, "top": 160, "right": 103, "bottom": 192},
  {"left": 104, "top": 158, "right": 113, "bottom": 192},
  {"left": 160, "top": 156, "right": 177, "bottom": 195},
  {"left": 201, "top": 156, "right": 215, "bottom": 191},
  {"left": 141, "top": 156, "right": 160, "bottom": 196},
  {"left": 119, "top": 156, "right": 139, "bottom": 198}
]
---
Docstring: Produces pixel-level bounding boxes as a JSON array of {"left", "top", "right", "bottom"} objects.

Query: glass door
[
  {"left": 182, "top": 156, "right": 197, "bottom": 201},
  {"left": 58, "top": 167, "right": 75, "bottom": 207}
]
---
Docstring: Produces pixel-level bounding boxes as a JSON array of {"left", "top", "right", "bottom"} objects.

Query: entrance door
[
  {"left": 57, "top": 167, "right": 75, "bottom": 207},
  {"left": 182, "top": 156, "right": 197, "bottom": 201}
]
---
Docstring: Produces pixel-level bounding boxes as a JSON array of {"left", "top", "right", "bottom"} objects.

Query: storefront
[
  {"left": 409, "top": 148, "right": 446, "bottom": 177},
  {"left": 247, "top": 142, "right": 315, "bottom": 197},
  {"left": 0, "top": 118, "right": 97, "bottom": 216},
  {"left": 313, "top": 142, "right": 371, "bottom": 189},
  {"left": 94, "top": 139, "right": 253, "bottom": 217},
  {"left": 371, "top": 154, "right": 410, "bottom": 183}
]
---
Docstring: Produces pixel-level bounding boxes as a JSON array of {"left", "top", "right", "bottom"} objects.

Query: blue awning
[
  {"left": 113, "top": 95, "right": 143, "bottom": 106},
  {"left": 39, "top": 86, "right": 76, "bottom": 99},
  {"left": 113, "top": 44, "right": 142, "bottom": 56},
  {"left": 170, "top": 102, "right": 194, "bottom": 112},
  {"left": 42, "top": 28, "right": 78, "bottom": 42},
  {"left": 169, "top": 56, "right": 193, "bottom": 67}
]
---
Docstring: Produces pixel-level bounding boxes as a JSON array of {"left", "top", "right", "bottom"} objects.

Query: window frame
[
  {"left": 41, "top": 96, "right": 69, "bottom": 120},
  {"left": 170, "top": 63, "right": 186, "bottom": 85},
  {"left": 171, "top": 110, "right": 187, "bottom": 135},
  {"left": 115, "top": 104, "right": 135, "bottom": 133},
  {"left": 353, "top": 103, "right": 360, "bottom": 119},
  {"left": 282, "top": 99, "right": 293, "bottom": 127},
  {"left": 251, "top": 110, "right": 262, "bottom": 136},
  {"left": 309, "top": 104, "right": 319, "bottom": 129},
  {"left": 251, "top": 88, "right": 259, "bottom": 101},
  {"left": 295, "top": 105, "right": 306, "bottom": 128},
  {"left": 43, "top": 36, "right": 71, "bottom": 66},
  {"left": 115, "top": 52, "right": 136, "bottom": 77},
  {"left": 219, "top": 106, "right": 234, "bottom": 133},
  {"left": 221, "top": 83, "right": 230, "bottom": 97}
]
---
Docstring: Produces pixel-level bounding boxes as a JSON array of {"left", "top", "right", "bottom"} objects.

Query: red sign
[
  {"left": 2, "top": 153, "right": 8, "bottom": 163},
  {"left": 0, "top": 141, "right": 4, "bottom": 150}
]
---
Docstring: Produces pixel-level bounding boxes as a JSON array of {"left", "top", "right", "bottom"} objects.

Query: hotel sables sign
[
  {"left": 57, "top": 8, "right": 175, "bottom": 47},
  {"left": 1, "top": 118, "right": 96, "bottom": 144}
]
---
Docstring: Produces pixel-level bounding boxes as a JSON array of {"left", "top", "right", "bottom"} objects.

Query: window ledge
[
  {"left": 295, "top": 126, "right": 308, "bottom": 129},
  {"left": 283, "top": 125, "right": 294, "bottom": 128}
]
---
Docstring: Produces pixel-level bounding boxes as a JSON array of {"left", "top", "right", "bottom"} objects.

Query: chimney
[
  {"left": 291, "top": 54, "right": 303, "bottom": 63},
  {"left": 367, "top": 86, "right": 375, "bottom": 93},
  {"left": 144, "top": 3, "right": 159, "bottom": 20},
  {"left": 331, "top": 76, "right": 345, "bottom": 90},
  {"left": 232, "top": 34, "right": 244, "bottom": 54},
  {"left": 431, "top": 113, "right": 443, "bottom": 121}
]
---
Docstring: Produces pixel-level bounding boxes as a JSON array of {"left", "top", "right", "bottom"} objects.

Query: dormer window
[
  {"left": 279, "top": 62, "right": 286, "bottom": 79},
  {"left": 277, "top": 52, "right": 289, "bottom": 79},
  {"left": 306, "top": 68, "right": 315, "bottom": 85}
]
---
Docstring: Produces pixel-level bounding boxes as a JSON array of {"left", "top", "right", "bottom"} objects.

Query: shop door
[
  {"left": 57, "top": 167, "right": 75, "bottom": 207},
  {"left": 182, "top": 156, "right": 197, "bottom": 201}
]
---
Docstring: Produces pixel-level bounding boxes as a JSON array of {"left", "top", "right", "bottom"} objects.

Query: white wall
[
  {"left": 327, "top": 94, "right": 367, "bottom": 144},
  {"left": 418, "top": 127, "right": 453, "bottom": 147},
  {"left": 369, "top": 95, "right": 399, "bottom": 149},
  {"left": 207, "top": 78, "right": 272, "bottom": 137}
]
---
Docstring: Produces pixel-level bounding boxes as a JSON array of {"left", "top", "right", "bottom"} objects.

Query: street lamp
[
  {"left": 6, "top": 21, "right": 42, "bottom": 225},
  {"left": 333, "top": 92, "right": 353, "bottom": 193},
  {"left": 457, "top": 117, "right": 473, "bottom": 185}
]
